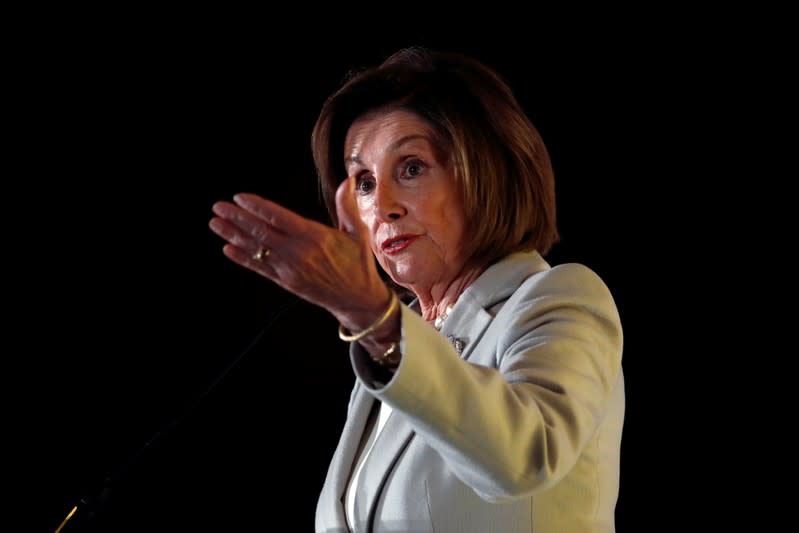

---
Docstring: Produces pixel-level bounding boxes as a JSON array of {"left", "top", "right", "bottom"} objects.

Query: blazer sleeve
[{"left": 350, "top": 263, "right": 623, "bottom": 502}]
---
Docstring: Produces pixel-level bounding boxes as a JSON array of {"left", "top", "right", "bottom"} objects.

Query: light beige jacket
[{"left": 316, "top": 251, "right": 625, "bottom": 532}]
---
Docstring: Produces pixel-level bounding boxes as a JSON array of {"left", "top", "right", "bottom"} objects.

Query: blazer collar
[
  {"left": 460, "top": 250, "right": 550, "bottom": 310},
  {"left": 424, "top": 250, "right": 550, "bottom": 361}
]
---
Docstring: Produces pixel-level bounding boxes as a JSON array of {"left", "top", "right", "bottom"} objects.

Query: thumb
[{"left": 335, "top": 177, "right": 369, "bottom": 245}]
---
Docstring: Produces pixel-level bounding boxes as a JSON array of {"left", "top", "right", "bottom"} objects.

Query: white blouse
[{"left": 345, "top": 401, "right": 393, "bottom": 530}]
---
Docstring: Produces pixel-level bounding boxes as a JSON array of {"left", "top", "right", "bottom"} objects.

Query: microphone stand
[{"left": 54, "top": 297, "right": 300, "bottom": 532}]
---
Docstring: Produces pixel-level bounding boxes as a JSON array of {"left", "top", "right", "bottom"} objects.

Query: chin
[{"left": 384, "top": 258, "right": 425, "bottom": 288}]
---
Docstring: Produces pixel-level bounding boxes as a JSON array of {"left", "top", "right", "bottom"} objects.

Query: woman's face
[{"left": 344, "top": 109, "right": 470, "bottom": 292}]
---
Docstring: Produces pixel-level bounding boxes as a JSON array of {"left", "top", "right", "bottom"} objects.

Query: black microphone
[
  {"left": 55, "top": 406, "right": 185, "bottom": 532},
  {"left": 53, "top": 297, "right": 301, "bottom": 532},
  {"left": 55, "top": 477, "right": 113, "bottom": 532}
]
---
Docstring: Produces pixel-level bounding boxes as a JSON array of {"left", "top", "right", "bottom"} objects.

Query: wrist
[
  {"left": 371, "top": 341, "right": 402, "bottom": 368},
  {"left": 338, "top": 291, "right": 398, "bottom": 342}
]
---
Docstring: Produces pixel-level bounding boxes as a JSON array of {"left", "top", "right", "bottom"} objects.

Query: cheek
[
  {"left": 431, "top": 206, "right": 468, "bottom": 250},
  {"left": 356, "top": 204, "right": 380, "bottom": 249},
  {"left": 356, "top": 197, "right": 371, "bottom": 220},
  {"left": 355, "top": 200, "right": 372, "bottom": 227},
  {"left": 422, "top": 202, "right": 458, "bottom": 233}
]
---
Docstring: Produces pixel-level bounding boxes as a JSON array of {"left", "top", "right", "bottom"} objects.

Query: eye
[
  {"left": 403, "top": 160, "right": 426, "bottom": 178},
  {"left": 356, "top": 175, "right": 376, "bottom": 194}
]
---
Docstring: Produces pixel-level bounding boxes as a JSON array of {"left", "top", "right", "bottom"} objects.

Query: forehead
[{"left": 344, "top": 109, "right": 433, "bottom": 155}]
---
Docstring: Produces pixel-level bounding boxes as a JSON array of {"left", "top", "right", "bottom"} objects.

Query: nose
[{"left": 373, "top": 178, "right": 406, "bottom": 222}]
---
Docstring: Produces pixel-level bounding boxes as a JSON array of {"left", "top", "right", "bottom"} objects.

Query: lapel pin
[{"left": 448, "top": 335, "right": 465, "bottom": 355}]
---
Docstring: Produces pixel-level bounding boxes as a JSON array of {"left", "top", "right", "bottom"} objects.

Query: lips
[{"left": 381, "top": 234, "right": 418, "bottom": 254}]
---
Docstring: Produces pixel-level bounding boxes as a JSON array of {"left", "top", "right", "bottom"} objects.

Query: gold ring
[{"left": 252, "top": 248, "right": 271, "bottom": 261}]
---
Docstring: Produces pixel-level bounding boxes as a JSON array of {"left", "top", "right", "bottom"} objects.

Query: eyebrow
[{"left": 345, "top": 134, "right": 431, "bottom": 169}]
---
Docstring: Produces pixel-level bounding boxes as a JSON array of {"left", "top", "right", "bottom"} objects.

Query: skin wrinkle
[{"left": 344, "top": 108, "right": 484, "bottom": 324}]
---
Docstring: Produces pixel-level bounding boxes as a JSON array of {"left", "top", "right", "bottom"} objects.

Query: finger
[
  {"left": 212, "top": 200, "right": 283, "bottom": 236},
  {"left": 211, "top": 200, "right": 292, "bottom": 251},
  {"left": 210, "top": 219, "right": 274, "bottom": 275},
  {"left": 232, "top": 193, "right": 326, "bottom": 236},
  {"left": 208, "top": 216, "right": 262, "bottom": 253},
  {"left": 335, "top": 177, "right": 369, "bottom": 245},
  {"left": 221, "top": 242, "right": 279, "bottom": 278}
]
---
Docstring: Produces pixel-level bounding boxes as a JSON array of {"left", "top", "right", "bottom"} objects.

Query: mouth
[{"left": 381, "top": 235, "right": 418, "bottom": 255}]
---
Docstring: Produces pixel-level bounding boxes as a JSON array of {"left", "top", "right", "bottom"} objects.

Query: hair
[{"left": 311, "top": 46, "right": 559, "bottom": 262}]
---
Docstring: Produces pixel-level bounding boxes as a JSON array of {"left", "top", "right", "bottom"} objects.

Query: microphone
[
  {"left": 53, "top": 297, "right": 301, "bottom": 532},
  {"left": 55, "top": 410, "right": 183, "bottom": 532},
  {"left": 55, "top": 478, "right": 112, "bottom": 532}
]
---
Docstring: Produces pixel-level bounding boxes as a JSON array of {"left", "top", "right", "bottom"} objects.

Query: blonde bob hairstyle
[{"left": 311, "top": 47, "right": 559, "bottom": 262}]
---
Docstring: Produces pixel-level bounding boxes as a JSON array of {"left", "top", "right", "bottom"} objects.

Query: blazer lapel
[
  {"left": 318, "top": 382, "right": 375, "bottom": 529},
  {"left": 440, "top": 250, "right": 551, "bottom": 363},
  {"left": 353, "top": 407, "right": 416, "bottom": 527},
  {"left": 439, "top": 300, "right": 493, "bottom": 363}
]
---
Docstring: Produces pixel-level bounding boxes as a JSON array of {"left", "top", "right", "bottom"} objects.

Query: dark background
[{"left": 12, "top": 14, "right": 757, "bottom": 533}]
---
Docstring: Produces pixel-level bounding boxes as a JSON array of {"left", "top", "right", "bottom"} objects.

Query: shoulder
[
  {"left": 494, "top": 262, "right": 623, "bottom": 363},
  {"left": 505, "top": 262, "right": 621, "bottom": 327},
  {"left": 526, "top": 262, "right": 613, "bottom": 298},
  {"left": 465, "top": 252, "right": 617, "bottom": 320}
]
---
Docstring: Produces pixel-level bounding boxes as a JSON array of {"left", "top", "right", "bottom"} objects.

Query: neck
[{"left": 414, "top": 263, "right": 486, "bottom": 325}]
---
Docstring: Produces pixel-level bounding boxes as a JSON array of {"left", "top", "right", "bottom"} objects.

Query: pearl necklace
[
  {"left": 431, "top": 303, "right": 465, "bottom": 354},
  {"left": 433, "top": 304, "right": 455, "bottom": 331}
]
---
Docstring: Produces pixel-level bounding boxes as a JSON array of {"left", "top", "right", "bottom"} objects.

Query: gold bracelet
[
  {"left": 338, "top": 291, "right": 399, "bottom": 342},
  {"left": 373, "top": 341, "right": 402, "bottom": 367}
]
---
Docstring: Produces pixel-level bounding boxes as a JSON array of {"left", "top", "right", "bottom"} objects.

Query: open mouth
[{"left": 382, "top": 235, "right": 417, "bottom": 254}]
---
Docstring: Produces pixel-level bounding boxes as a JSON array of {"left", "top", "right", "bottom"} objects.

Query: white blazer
[{"left": 315, "top": 251, "right": 625, "bottom": 532}]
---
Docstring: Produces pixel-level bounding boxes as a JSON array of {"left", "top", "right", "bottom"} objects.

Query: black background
[{"left": 12, "top": 13, "right": 756, "bottom": 533}]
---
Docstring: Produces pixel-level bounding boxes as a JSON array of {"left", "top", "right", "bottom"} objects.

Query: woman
[{"left": 209, "top": 47, "right": 624, "bottom": 533}]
